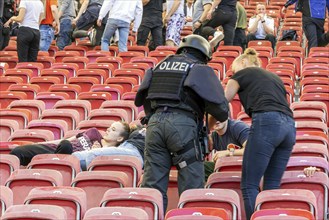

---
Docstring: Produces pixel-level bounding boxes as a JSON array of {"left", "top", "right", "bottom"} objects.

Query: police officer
[{"left": 135, "top": 34, "right": 229, "bottom": 212}]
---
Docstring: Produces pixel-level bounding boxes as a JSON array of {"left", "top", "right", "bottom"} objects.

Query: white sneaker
[
  {"left": 210, "top": 30, "right": 224, "bottom": 48},
  {"left": 88, "top": 28, "right": 97, "bottom": 46}
]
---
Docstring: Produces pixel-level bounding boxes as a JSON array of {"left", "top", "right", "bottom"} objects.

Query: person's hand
[
  {"left": 281, "top": 7, "right": 287, "bottom": 14},
  {"left": 96, "top": 19, "right": 102, "bottom": 27},
  {"left": 206, "top": 11, "right": 212, "bottom": 20},
  {"left": 185, "top": 16, "right": 192, "bottom": 22},
  {"left": 92, "top": 141, "right": 102, "bottom": 149},
  {"left": 163, "top": 16, "right": 170, "bottom": 26},
  {"left": 193, "top": 21, "right": 201, "bottom": 29},
  {"left": 53, "top": 21, "right": 60, "bottom": 35},
  {"left": 303, "top": 166, "right": 320, "bottom": 177},
  {"left": 4, "top": 19, "right": 12, "bottom": 28},
  {"left": 213, "top": 151, "right": 229, "bottom": 163},
  {"left": 131, "top": 30, "right": 137, "bottom": 42},
  {"left": 208, "top": 134, "right": 213, "bottom": 151},
  {"left": 72, "top": 18, "right": 77, "bottom": 26}
]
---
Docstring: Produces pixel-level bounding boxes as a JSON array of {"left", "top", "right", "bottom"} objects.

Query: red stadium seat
[
  {"left": 77, "top": 92, "right": 112, "bottom": 109},
  {"left": 83, "top": 207, "right": 149, "bottom": 220},
  {"left": 8, "top": 84, "right": 40, "bottom": 100},
  {"left": 0, "top": 186, "right": 13, "bottom": 217},
  {"left": 24, "top": 186, "right": 87, "bottom": 220},
  {"left": 27, "top": 154, "right": 81, "bottom": 186},
  {"left": 1, "top": 204, "right": 67, "bottom": 220},
  {"left": 8, "top": 100, "right": 45, "bottom": 121},
  {"left": 4, "top": 69, "right": 33, "bottom": 83},
  {"left": 54, "top": 100, "right": 91, "bottom": 121},
  {"left": 8, "top": 129, "right": 54, "bottom": 143},
  {"left": 30, "top": 77, "right": 61, "bottom": 92},
  {"left": 41, "top": 109, "right": 80, "bottom": 130},
  {"left": 0, "top": 109, "right": 32, "bottom": 129},
  {"left": 251, "top": 209, "right": 314, "bottom": 220},
  {"left": 68, "top": 77, "right": 100, "bottom": 92},
  {"left": 88, "top": 109, "right": 130, "bottom": 122},
  {"left": 165, "top": 207, "right": 231, "bottom": 220},
  {"left": 178, "top": 188, "right": 241, "bottom": 220},
  {"left": 35, "top": 92, "right": 70, "bottom": 109},
  {"left": 0, "top": 91, "right": 27, "bottom": 109},
  {"left": 40, "top": 69, "right": 71, "bottom": 84},
  {"left": 48, "top": 84, "right": 81, "bottom": 99},
  {"left": 71, "top": 171, "right": 130, "bottom": 209},
  {"left": 87, "top": 155, "right": 143, "bottom": 187},
  {"left": 91, "top": 84, "right": 124, "bottom": 100},
  {"left": 5, "top": 169, "right": 63, "bottom": 204},
  {"left": 0, "top": 154, "right": 19, "bottom": 186},
  {"left": 0, "top": 120, "right": 19, "bottom": 142},
  {"left": 100, "top": 187, "right": 164, "bottom": 220},
  {"left": 26, "top": 119, "right": 69, "bottom": 139},
  {"left": 255, "top": 189, "right": 318, "bottom": 219}
]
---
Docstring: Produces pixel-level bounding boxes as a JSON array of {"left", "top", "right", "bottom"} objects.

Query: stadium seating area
[{"left": 0, "top": 0, "right": 328, "bottom": 218}]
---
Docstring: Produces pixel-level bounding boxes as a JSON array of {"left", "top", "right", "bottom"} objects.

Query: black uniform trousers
[
  {"left": 17, "top": 26, "right": 40, "bottom": 62},
  {"left": 141, "top": 111, "right": 204, "bottom": 212}
]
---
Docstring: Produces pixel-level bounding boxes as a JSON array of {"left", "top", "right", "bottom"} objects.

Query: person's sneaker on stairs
[
  {"left": 88, "top": 28, "right": 97, "bottom": 46},
  {"left": 210, "top": 30, "right": 224, "bottom": 49}
]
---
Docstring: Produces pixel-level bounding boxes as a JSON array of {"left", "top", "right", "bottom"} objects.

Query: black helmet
[{"left": 177, "top": 34, "right": 212, "bottom": 60}]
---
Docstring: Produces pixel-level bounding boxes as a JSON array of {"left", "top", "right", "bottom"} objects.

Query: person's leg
[
  {"left": 54, "top": 140, "right": 73, "bottom": 154},
  {"left": 101, "top": 18, "right": 118, "bottom": 51},
  {"left": 28, "top": 28, "right": 40, "bottom": 62},
  {"left": 137, "top": 25, "right": 151, "bottom": 46},
  {"left": 117, "top": 20, "right": 130, "bottom": 52},
  {"left": 56, "top": 19, "right": 73, "bottom": 50},
  {"left": 265, "top": 34, "right": 276, "bottom": 50},
  {"left": 151, "top": 25, "right": 164, "bottom": 49},
  {"left": 241, "top": 112, "right": 283, "bottom": 220},
  {"left": 246, "top": 33, "right": 257, "bottom": 47},
  {"left": 94, "top": 23, "right": 105, "bottom": 46},
  {"left": 204, "top": 161, "right": 215, "bottom": 182},
  {"left": 165, "top": 14, "right": 185, "bottom": 46},
  {"left": 17, "top": 27, "right": 33, "bottom": 62},
  {"left": 10, "top": 144, "right": 55, "bottom": 166},
  {"left": 221, "top": 12, "right": 237, "bottom": 45},
  {"left": 39, "top": 25, "right": 55, "bottom": 51},
  {"left": 141, "top": 113, "right": 172, "bottom": 212},
  {"left": 302, "top": 16, "right": 319, "bottom": 50},
  {"left": 233, "top": 28, "right": 247, "bottom": 51},
  {"left": 262, "top": 114, "right": 296, "bottom": 190}
]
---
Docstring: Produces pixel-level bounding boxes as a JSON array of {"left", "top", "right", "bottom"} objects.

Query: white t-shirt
[
  {"left": 19, "top": 0, "right": 44, "bottom": 30},
  {"left": 248, "top": 15, "right": 274, "bottom": 39}
]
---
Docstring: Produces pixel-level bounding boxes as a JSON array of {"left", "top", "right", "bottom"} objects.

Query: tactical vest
[{"left": 147, "top": 54, "right": 202, "bottom": 115}]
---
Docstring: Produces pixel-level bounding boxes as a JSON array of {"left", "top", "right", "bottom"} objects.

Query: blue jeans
[
  {"left": 101, "top": 18, "right": 130, "bottom": 52},
  {"left": 241, "top": 111, "right": 296, "bottom": 220},
  {"left": 72, "top": 142, "right": 143, "bottom": 171},
  {"left": 57, "top": 18, "right": 73, "bottom": 50},
  {"left": 39, "top": 24, "right": 55, "bottom": 51}
]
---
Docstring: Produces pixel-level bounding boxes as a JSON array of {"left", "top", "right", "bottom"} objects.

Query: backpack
[{"left": 280, "top": 29, "right": 298, "bottom": 41}]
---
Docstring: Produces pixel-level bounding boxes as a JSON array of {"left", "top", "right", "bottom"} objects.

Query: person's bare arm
[
  {"left": 247, "top": 16, "right": 260, "bottom": 33},
  {"left": 72, "top": 0, "right": 89, "bottom": 25},
  {"left": 262, "top": 17, "right": 274, "bottom": 35},
  {"left": 225, "top": 79, "right": 240, "bottom": 102},
  {"left": 51, "top": 4, "right": 60, "bottom": 34},
  {"left": 4, "top": 7, "right": 26, "bottom": 27},
  {"left": 164, "top": 0, "right": 181, "bottom": 24},
  {"left": 143, "top": 0, "right": 150, "bottom": 6},
  {"left": 194, "top": 3, "right": 211, "bottom": 29},
  {"left": 207, "top": 0, "right": 221, "bottom": 19}
]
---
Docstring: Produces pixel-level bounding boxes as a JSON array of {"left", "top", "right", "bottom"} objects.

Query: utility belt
[{"left": 155, "top": 106, "right": 198, "bottom": 122}]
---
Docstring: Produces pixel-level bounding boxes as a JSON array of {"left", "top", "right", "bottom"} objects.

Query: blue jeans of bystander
[{"left": 101, "top": 18, "right": 130, "bottom": 52}]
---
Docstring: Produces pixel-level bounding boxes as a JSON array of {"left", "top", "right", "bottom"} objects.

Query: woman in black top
[{"left": 225, "top": 48, "right": 296, "bottom": 220}]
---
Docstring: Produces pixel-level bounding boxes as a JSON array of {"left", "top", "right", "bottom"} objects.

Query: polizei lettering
[{"left": 158, "top": 61, "right": 189, "bottom": 71}]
